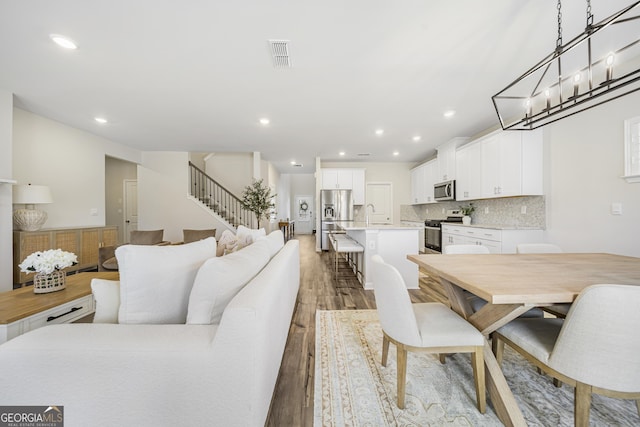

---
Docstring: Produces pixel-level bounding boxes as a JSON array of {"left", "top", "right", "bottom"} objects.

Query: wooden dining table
[{"left": 407, "top": 252, "right": 640, "bottom": 427}]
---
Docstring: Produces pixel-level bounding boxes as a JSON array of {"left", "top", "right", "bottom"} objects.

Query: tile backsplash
[{"left": 401, "top": 196, "right": 546, "bottom": 228}]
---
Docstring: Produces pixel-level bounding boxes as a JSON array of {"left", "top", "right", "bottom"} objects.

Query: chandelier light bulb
[
  {"left": 605, "top": 53, "right": 615, "bottom": 82},
  {"left": 544, "top": 88, "right": 551, "bottom": 111},
  {"left": 572, "top": 73, "right": 581, "bottom": 98}
]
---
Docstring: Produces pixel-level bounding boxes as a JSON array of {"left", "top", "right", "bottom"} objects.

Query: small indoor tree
[{"left": 240, "top": 179, "right": 276, "bottom": 228}]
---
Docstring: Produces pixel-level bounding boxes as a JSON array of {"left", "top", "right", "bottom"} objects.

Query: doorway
[
  {"left": 294, "top": 195, "right": 314, "bottom": 234},
  {"left": 365, "top": 182, "right": 393, "bottom": 224},
  {"left": 123, "top": 179, "right": 138, "bottom": 243}
]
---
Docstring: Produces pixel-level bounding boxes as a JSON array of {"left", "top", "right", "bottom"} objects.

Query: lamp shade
[{"left": 13, "top": 184, "right": 53, "bottom": 204}]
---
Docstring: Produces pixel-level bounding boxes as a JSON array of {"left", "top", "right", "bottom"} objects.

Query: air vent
[
  {"left": 357, "top": 153, "right": 371, "bottom": 157},
  {"left": 268, "top": 40, "right": 291, "bottom": 68},
  {"left": 292, "top": 163, "right": 303, "bottom": 168}
]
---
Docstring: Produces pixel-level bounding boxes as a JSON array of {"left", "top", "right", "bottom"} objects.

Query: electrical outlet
[
  {"left": 484, "top": 207, "right": 489, "bottom": 214},
  {"left": 89, "top": 208, "right": 98, "bottom": 216},
  {"left": 521, "top": 205, "right": 527, "bottom": 214},
  {"left": 611, "top": 203, "right": 622, "bottom": 215},
  {"left": 368, "top": 240, "right": 376, "bottom": 250},
  {"left": 442, "top": 208, "right": 445, "bottom": 214},
  {"left": 425, "top": 207, "right": 429, "bottom": 215}
]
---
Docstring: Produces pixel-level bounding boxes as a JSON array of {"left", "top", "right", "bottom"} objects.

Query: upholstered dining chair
[
  {"left": 370, "top": 255, "right": 486, "bottom": 413},
  {"left": 442, "top": 244, "right": 543, "bottom": 318},
  {"left": 98, "top": 229, "right": 170, "bottom": 271},
  {"left": 183, "top": 228, "right": 217, "bottom": 244},
  {"left": 516, "top": 243, "right": 570, "bottom": 318},
  {"left": 493, "top": 284, "right": 640, "bottom": 427}
]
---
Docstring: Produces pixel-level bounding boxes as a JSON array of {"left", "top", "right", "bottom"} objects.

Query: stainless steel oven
[{"left": 424, "top": 220, "right": 442, "bottom": 252}]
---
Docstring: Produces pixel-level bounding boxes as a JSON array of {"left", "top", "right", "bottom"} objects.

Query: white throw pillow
[
  {"left": 236, "top": 225, "right": 266, "bottom": 245},
  {"left": 216, "top": 230, "right": 238, "bottom": 257},
  {"left": 259, "top": 230, "right": 285, "bottom": 258},
  {"left": 187, "top": 238, "right": 271, "bottom": 325},
  {"left": 91, "top": 279, "right": 120, "bottom": 324},
  {"left": 117, "top": 237, "right": 217, "bottom": 324}
]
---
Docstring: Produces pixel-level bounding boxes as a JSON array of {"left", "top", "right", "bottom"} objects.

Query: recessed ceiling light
[
  {"left": 412, "top": 136, "right": 421, "bottom": 142},
  {"left": 50, "top": 34, "right": 77, "bottom": 50},
  {"left": 259, "top": 118, "right": 270, "bottom": 125},
  {"left": 443, "top": 110, "right": 456, "bottom": 118},
  {"left": 375, "top": 129, "right": 384, "bottom": 136},
  {"left": 393, "top": 151, "right": 399, "bottom": 156},
  {"left": 94, "top": 117, "right": 107, "bottom": 124},
  {"left": 339, "top": 151, "right": 345, "bottom": 156},
  {"left": 290, "top": 160, "right": 296, "bottom": 165}
]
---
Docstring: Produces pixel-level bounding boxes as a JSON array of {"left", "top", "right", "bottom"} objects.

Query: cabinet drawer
[
  {"left": 25, "top": 295, "right": 94, "bottom": 332},
  {"left": 464, "top": 228, "right": 501, "bottom": 242},
  {"left": 441, "top": 225, "right": 465, "bottom": 236}
]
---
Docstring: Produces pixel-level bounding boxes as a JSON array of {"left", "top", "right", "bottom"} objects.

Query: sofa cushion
[
  {"left": 117, "top": 237, "right": 217, "bottom": 324},
  {"left": 259, "top": 230, "right": 285, "bottom": 258},
  {"left": 91, "top": 279, "right": 120, "bottom": 323},
  {"left": 187, "top": 238, "right": 271, "bottom": 325}
]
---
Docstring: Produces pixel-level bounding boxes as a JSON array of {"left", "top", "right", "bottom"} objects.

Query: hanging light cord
[{"left": 556, "top": 0, "right": 563, "bottom": 51}]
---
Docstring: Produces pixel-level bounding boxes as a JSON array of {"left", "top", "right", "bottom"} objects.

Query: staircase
[{"left": 188, "top": 162, "right": 256, "bottom": 229}]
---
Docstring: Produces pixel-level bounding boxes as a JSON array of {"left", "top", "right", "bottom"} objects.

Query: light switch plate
[{"left": 611, "top": 203, "right": 622, "bottom": 215}]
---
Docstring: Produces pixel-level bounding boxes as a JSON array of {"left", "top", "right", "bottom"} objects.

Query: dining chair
[
  {"left": 493, "top": 284, "right": 640, "bottom": 426},
  {"left": 370, "top": 255, "right": 486, "bottom": 412},
  {"left": 443, "top": 245, "right": 543, "bottom": 318},
  {"left": 516, "top": 243, "right": 570, "bottom": 318}
]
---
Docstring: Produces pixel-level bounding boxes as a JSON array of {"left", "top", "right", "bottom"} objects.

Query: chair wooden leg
[
  {"left": 636, "top": 399, "right": 640, "bottom": 417},
  {"left": 439, "top": 354, "right": 446, "bottom": 364},
  {"left": 574, "top": 382, "right": 592, "bottom": 427},
  {"left": 471, "top": 347, "right": 486, "bottom": 414},
  {"left": 381, "top": 335, "right": 390, "bottom": 367},
  {"left": 553, "top": 378, "right": 562, "bottom": 388},
  {"left": 397, "top": 345, "right": 408, "bottom": 409},
  {"left": 492, "top": 335, "right": 504, "bottom": 366}
]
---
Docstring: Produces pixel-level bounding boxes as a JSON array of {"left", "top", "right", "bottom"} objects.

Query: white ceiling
[{"left": 0, "top": 0, "right": 633, "bottom": 173}]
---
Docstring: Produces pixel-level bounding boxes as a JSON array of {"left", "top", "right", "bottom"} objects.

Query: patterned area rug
[{"left": 314, "top": 309, "right": 639, "bottom": 426}]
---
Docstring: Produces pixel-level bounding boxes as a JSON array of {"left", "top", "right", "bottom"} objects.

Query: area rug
[{"left": 314, "top": 309, "right": 639, "bottom": 426}]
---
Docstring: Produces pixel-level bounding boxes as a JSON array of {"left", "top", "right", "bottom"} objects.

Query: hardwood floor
[{"left": 266, "top": 234, "right": 434, "bottom": 426}]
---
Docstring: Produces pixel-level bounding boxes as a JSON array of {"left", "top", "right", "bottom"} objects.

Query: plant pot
[
  {"left": 462, "top": 215, "right": 471, "bottom": 225},
  {"left": 33, "top": 270, "right": 66, "bottom": 293}
]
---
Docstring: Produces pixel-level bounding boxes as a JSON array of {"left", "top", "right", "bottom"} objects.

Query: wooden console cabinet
[{"left": 13, "top": 226, "right": 118, "bottom": 287}]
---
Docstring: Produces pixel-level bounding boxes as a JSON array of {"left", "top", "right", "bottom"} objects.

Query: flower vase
[
  {"left": 462, "top": 215, "right": 471, "bottom": 225},
  {"left": 33, "top": 270, "right": 66, "bottom": 294}
]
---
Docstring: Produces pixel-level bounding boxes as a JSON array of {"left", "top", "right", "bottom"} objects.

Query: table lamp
[{"left": 13, "top": 184, "right": 53, "bottom": 231}]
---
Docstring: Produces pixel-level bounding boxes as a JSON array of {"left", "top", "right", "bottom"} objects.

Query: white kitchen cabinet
[
  {"left": 351, "top": 168, "right": 365, "bottom": 204},
  {"left": 436, "top": 138, "right": 468, "bottom": 183},
  {"left": 441, "top": 224, "right": 543, "bottom": 254},
  {"left": 410, "top": 160, "right": 437, "bottom": 205},
  {"left": 455, "top": 141, "right": 483, "bottom": 201},
  {"left": 480, "top": 129, "right": 543, "bottom": 199},
  {"left": 321, "top": 168, "right": 366, "bottom": 204}
]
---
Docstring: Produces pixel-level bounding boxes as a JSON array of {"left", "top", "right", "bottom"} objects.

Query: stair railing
[{"left": 188, "top": 162, "right": 256, "bottom": 229}]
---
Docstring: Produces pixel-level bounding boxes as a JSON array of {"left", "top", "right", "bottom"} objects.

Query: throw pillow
[
  {"left": 187, "top": 238, "right": 271, "bottom": 325},
  {"left": 117, "top": 237, "right": 217, "bottom": 324},
  {"left": 91, "top": 279, "right": 120, "bottom": 324},
  {"left": 216, "top": 229, "right": 238, "bottom": 257},
  {"left": 236, "top": 225, "right": 266, "bottom": 245}
]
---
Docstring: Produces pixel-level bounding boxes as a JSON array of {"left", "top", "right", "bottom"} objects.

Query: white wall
[
  {"left": 138, "top": 151, "right": 235, "bottom": 242},
  {"left": 12, "top": 108, "right": 141, "bottom": 228},
  {"left": 545, "top": 91, "right": 640, "bottom": 257},
  {"left": 0, "top": 90, "right": 13, "bottom": 291},
  {"left": 204, "top": 152, "right": 253, "bottom": 197}
]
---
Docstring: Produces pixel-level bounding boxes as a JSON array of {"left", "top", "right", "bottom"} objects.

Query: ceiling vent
[
  {"left": 292, "top": 163, "right": 303, "bottom": 168},
  {"left": 357, "top": 153, "right": 371, "bottom": 157},
  {"left": 268, "top": 40, "right": 291, "bottom": 68}
]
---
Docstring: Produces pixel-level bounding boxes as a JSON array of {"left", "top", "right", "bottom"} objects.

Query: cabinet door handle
[{"left": 47, "top": 306, "right": 82, "bottom": 322}]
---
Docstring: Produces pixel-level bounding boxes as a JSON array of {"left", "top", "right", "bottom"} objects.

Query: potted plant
[
  {"left": 240, "top": 179, "right": 276, "bottom": 228},
  {"left": 459, "top": 203, "right": 475, "bottom": 225}
]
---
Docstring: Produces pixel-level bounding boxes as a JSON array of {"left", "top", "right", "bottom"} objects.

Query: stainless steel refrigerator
[{"left": 320, "top": 189, "right": 354, "bottom": 250}]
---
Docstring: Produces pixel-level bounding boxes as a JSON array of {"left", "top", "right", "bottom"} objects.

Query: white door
[
  {"left": 366, "top": 183, "right": 392, "bottom": 224},
  {"left": 123, "top": 179, "right": 138, "bottom": 243},
  {"left": 294, "top": 195, "right": 314, "bottom": 234}
]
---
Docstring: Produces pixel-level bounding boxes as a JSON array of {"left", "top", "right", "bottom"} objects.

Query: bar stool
[{"left": 329, "top": 233, "right": 364, "bottom": 282}]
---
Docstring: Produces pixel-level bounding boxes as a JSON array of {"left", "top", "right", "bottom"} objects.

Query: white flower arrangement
[{"left": 19, "top": 249, "right": 78, "bottom": 275}]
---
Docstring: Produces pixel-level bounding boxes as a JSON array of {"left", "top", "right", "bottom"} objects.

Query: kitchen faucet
[{"left": 365, "top": 203, "right": 375, "bottom": 226}]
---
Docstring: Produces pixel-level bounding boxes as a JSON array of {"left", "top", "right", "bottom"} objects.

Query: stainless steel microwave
[{"left": 434, "top": 180, "right": 455, "bottom": 201}]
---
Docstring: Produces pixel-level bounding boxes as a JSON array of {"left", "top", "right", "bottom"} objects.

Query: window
[{"left": 624, "top": 116, "right": 640, "bottom": 183}]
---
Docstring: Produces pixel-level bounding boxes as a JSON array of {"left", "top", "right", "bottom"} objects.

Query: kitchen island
[{"left": 336, "top": 222, "right": 421, "bottom": 289}]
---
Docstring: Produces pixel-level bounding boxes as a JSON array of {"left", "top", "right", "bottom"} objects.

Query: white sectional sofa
[{"left": 0, "top": 232, "right": 300, "bottom": 427}]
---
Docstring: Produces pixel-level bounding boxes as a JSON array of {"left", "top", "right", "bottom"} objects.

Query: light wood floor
[{"left": 265, "top": 234, "right": 433, "bottom": 426}]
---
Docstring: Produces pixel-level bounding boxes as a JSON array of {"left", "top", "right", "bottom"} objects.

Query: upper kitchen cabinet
[
  {"left": 455, "top": 140, "right": 483, "bottom": 201},
  {"left": 321, "top": 168, "right": 365, "bottom": 205},
  {"left": 436, "top": 138, "right": 469, "bottom": 182},
  {"left": 481, "top": 129, "right": 543, "bottom": 198},
  {"left": 410, "top": 159, "right": 437, "bottom": 204}
]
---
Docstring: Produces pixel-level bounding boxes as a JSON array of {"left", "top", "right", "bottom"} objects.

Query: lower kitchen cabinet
[{"left": 441, "top": 224, "right": 542, "bottom": 254}]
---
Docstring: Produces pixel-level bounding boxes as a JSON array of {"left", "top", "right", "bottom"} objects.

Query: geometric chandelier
[{"left": 492, "top": 1, "right": 640, "bottom": 131}]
